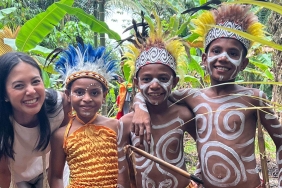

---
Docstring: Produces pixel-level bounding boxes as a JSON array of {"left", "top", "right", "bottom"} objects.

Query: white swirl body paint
[
  {"left": 190, "top": 89, "right": 266, "bottom": 186},
  {"left": 131, "top": 116, "right": 186, "bottom": 187},
  {"left": 201, "top": 141, "right": 247, "bottom": 187}
]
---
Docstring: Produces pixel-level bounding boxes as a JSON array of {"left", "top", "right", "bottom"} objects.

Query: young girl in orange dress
[{"left": 48, "top": 44, "right": 119, "bottom": 188}]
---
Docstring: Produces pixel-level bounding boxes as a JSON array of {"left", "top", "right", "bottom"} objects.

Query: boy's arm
[
  {"left": 132, "top": 89, "right": 191, "bottom": 144},
  {"left": 117, "top": 115, "right": 132, "bottom": 188},
  {"left": 0, "top": 157, "right": 11, "bottom": 188},
  {"left": 131, "top": 93, "right": 151, "bottom": 144},
  {"left": 257, "top": 92, "right": 282, "bottom": 187},
  {"left": 48, "top": 129, "right": 66, "bottom": 188}
]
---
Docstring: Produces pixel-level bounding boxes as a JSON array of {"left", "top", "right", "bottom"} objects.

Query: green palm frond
[{"left": 227, "top": 0, "right": 282, "bottom": 15}]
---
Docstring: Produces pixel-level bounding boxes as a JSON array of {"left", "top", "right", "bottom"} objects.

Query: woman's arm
[{"left": 0, "top": 157, "right": 11, "bottom": 188}]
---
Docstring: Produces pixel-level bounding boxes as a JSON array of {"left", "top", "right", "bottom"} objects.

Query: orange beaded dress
[{"left": 63, "top": 117, "right": 118, "bottom": 187}]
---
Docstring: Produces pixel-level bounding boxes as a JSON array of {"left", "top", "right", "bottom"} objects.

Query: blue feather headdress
[{"left": 55, "top": 44, "right": 118, "bottom": 89}]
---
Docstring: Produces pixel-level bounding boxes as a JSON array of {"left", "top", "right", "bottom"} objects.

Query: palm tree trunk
[
  {"left": 98, "top": 0, "right": 107, "bottom": 115},
  {"left": 268, "top": 0, "right": 282, "bottom": 123},
  {"left": 93, "top": 0, "right": 99, "bottom": 47}
]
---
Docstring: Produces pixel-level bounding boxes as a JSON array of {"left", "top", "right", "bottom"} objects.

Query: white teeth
[
  {"left": 24, "top": 99, "right": 37, "bottom": 104},
  {"left": 216, "top": 67, "right": 228, "bottom": 71},
  {"left": 150, "top": 94, "right": 161, "bottom": 96}
]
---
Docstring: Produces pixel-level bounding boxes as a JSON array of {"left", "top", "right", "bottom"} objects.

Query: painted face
[
  {"left": 5, "top": 62, "right": 45, "bottom": 121},
  {"left": 204, "top": 38, "right": 246, "bottom": 82},
  {"left": 68, "top": 78, "right": 106, "bottom": 122},
  {"left": 137, "top": 64, "right": 176, "bottom": 105}
]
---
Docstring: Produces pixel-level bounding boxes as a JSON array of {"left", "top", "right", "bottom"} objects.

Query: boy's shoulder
[
  {"left": 120, "top": 112, "right": 134, "bottom": 125},
  {"left": 168, "top": 102, "right": 194, "bottom": 120}
]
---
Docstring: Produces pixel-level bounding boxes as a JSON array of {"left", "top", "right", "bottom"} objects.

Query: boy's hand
[{"left": 131, "top": 107, "right": 151, "bottom": 145}]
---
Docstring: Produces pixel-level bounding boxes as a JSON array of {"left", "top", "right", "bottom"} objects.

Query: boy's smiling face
[
  {"left": 202, "top": 38, "right": 249, "bottom": 83},
  {"left": 135, "top": 63, "right": 178, "bottom": 105}
]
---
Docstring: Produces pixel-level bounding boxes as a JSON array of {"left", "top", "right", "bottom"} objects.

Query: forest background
[{"left": 1, "top": 0, "right": 282, "bottom": 187}]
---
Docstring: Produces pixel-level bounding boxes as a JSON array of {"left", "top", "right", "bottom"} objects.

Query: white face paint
[
  {"left": 139, "top": 76, "right": 173, "bottom": 105},
  {"left": 70, "top": 83, "right": 102, "bottom": 98},
  {"left": 207, "top": 51, "right": 243, "bottom": 80}
]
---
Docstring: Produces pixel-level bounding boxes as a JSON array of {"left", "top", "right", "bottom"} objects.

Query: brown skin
[
  {"left": 118, "top": 64, "right": 197, "bottom": 188},
  {"left": 131, "top": 38, "right": 282, "bottom": 187},
  {"left": 48, "top": 78, "right": 118, "bottom": 188}
]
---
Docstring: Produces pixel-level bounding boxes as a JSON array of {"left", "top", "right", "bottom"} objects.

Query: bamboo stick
[
  {"left": 257, "top": 110, "right": 270, "bottom": 188},
  {"left": 124, "top": 145, "right": 203, "bottom": 185}
]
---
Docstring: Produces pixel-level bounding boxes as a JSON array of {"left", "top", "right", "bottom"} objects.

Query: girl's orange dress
[{"left": 63, "top": 118, "right": 118, "bottom": 188}]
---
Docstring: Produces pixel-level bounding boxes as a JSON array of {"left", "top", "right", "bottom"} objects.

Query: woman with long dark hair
[{"left": 0, "top": 52, "right": 70, "bottom": 188}]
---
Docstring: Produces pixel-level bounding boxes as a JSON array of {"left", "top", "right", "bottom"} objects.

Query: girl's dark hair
[{"left": 0, "top": 52, "right": 51, "bottom": 160}]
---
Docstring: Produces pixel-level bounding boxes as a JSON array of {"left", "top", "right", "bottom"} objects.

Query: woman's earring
[{"left": 4, "top": 98, "right": 8, "bottom": 102}]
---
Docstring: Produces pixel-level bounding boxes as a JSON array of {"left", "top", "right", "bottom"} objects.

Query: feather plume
[{"left": 55, "top": 44, "right": 118, "bottom": 88}]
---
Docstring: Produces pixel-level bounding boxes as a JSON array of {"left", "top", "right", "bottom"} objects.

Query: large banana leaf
[
  {"left": 228, "top": 0, "right": 282, "bottom": 15},
  {"left": 55, "top": 3, "right": 120, "bottom": 41},
  {"left": 16, "top": 0, "right": 74, "bottom": 52},
  {"left": 210, "top": 25, "right": 282, "bottom": 51}
]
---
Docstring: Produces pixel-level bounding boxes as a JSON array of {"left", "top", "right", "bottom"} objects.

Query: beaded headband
[
  {"left": 135, "top": 47, "right": 176, "bottom": 73},
  {"left": 123, "top": 11, "right": 188, "bottom": 78},
  {"left": 190, "top": 4, "right": 264, "bottom": 51},
  {"left": 55, "top": 44, "right": 118, "bottom": 89},
  {"left": 205, "top": 21, "right": 251, "bottom": 51}
]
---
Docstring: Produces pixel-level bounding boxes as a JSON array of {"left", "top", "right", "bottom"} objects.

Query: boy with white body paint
[
  {"left": 131, "top": 4, "right": 282, "bottom": 188},
  {"left": 117, "top": 12, "right": 198, "bottom": 188}
]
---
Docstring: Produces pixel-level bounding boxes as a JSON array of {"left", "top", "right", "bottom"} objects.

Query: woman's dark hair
[{"left": 0, "top": 52, "right": 51, "bottom": 160}]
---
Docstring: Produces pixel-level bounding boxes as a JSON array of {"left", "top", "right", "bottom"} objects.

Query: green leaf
[
  {"left": 199, "top": 0, "right": 207, "bottom": 6},
  {"left": 30, "top": 45, "right": 53, "bottom": 57},
  {"left": 244, "top": 67, "right": 265, "bottom": 75},
  {"left": 34, "top": 56, "right": 58, "bottom": 74},
  {"left": 167, "top": 15, "right": 176, "bottom": 32},
  {"left": 228, "top": 0, "right": 282, "bottom": 15},
  {"left": 16, "top": 0, "right": 74, "bottom": 52},
  {"left": 183, "top": 33, "right": 201, "bottom": 43},
  {"left": 264, "top": 69, "right": 274, "bottom": 81},
  {"left": 189, "top": 55, "right": 204, "bottom": 78},
  {"left": 249, "top": 60, "right": 269, "bottom": 71},
  {"left": 55, "top": 3, "right": 120, "bottom": 41},
  {"left": 176, "top": 20, "right": 189, "bottom": 35},
  {"left": 184, "top": 75, "right": 201, "bottom": 87},
  {"left": 42, "top": 69, "right": 51, "bottom": 88},
  {"left": 123, "top": 63, "right": 132, "bottom": 83},
  {"left": 0, "top": 7, "right": 17, "bottom": 20},
  {"left": 210, "top": 25, "right": 282, "bottom": 51},
  {"left": 144, "top": 15, "right": 155, "bottom": 31}
]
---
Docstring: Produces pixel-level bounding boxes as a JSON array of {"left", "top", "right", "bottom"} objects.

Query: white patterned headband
[
  {"left": 135, "top": 47, "right": 176, "bottom": 74},
  {"left": 205, "top": 21, "right": 250, "bottom": 51}
]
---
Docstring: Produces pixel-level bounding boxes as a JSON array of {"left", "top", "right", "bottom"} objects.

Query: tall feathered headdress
[
  {"left": 188, "top": 3, "right": 265, "bottom": 51},
  {"left": 54, "top": 44, "right": 118, "bottom": 89},
  {"left": 122, "top": 11, "right": 189, "bottom": 79}
]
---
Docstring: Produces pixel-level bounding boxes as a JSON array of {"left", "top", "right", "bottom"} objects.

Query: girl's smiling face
[{"left": 67, "top": 78, "right": 106, "bottom": 123}]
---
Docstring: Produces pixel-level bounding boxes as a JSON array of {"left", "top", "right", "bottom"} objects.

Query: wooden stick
[
  {"left": 125, "top": 145, "right": 203, "bottom": 185},
  {"left": 257, "top": 110, "right": 270, "bottom": 188},
  {"left": 125, "top": 146, "right": 137, "bottom": 188}
]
